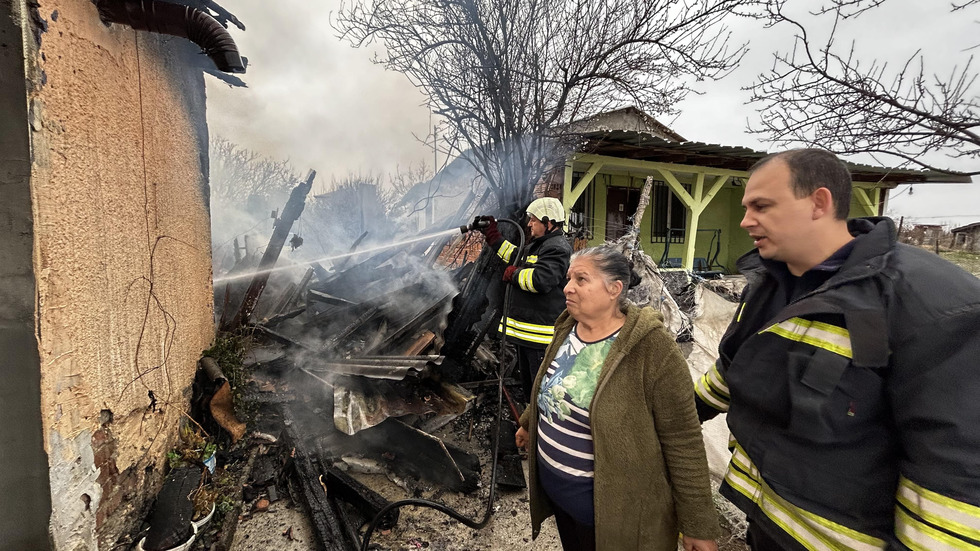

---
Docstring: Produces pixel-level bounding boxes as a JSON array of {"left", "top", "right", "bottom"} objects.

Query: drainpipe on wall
[{"left": 95, "top": 0, "right": 245, "bottom": 73}]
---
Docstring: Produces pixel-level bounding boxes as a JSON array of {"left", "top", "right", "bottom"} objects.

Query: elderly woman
[{"left": 516, "top": 246, "right": 720, "bottom": 551}]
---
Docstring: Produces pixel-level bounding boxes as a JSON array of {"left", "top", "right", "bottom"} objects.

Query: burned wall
[{"left": 25, "top": 0, "right": 215, "bottom": 548}]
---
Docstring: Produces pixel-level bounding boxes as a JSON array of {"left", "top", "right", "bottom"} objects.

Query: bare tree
[
  {"left": 336, "top": 0, "right": 762, "bottom": 210},
  {"left": 209, "top": 135, "right": 300, "bottom": 202},
  {"left": 748, "top": 0, "right": 980, "bottom": 174}
]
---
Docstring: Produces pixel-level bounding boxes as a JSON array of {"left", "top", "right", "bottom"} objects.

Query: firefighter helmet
[{"left": 526, "top": 197, "right": 565, "bottom": 224}]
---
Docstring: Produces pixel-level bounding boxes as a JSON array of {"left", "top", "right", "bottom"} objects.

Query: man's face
[
  {"left": 528, "top": 215, "right": 547, "bottom": 238},
  {"left": 740, "top": 159, "right": 817, "bottom": 269}
]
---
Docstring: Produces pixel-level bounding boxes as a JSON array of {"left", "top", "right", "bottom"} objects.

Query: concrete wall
[{"left": 23, "top": 0, "right": 215, "bottom": 548}]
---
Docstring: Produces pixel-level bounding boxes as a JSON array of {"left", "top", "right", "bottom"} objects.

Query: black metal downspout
[{"left": 95, "top": 0, "right": 245, "bottom": 73}]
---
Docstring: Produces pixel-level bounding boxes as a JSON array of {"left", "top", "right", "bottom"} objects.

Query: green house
[{"left": 560, "top": 109, "right": 971, "bottom": 274}]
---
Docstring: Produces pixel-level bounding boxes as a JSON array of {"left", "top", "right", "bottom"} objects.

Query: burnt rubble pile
[{"left": 200, "top": 183, "right": 532, "bottom": 549}]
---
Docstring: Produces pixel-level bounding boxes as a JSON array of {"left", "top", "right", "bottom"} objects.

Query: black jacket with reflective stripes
[
  {"left": 696, "top": 217, "right": 980, "bottom": 550},
  {"left": 493, "top": 229, "right": 572, "bottom": 348}
]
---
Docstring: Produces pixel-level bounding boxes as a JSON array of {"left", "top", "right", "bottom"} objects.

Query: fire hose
[{"left": 359, "top": 218, "right": 525, "bottom": 551}]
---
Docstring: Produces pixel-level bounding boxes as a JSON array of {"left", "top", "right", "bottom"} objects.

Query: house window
[
  {"left": 650, "top": 180, "right": 689, "bottom": 243},
  {"left": 567, "top": 172, "right": 595, "bottom": 239}
]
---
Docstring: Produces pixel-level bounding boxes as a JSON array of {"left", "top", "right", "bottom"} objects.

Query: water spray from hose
[{"left": 213, "top": 227, "right": 462, "bottom": 285}]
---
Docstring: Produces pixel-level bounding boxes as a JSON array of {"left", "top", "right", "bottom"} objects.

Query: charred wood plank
[
  {"left": 325, "top": 467, "right": 399, "bottom": 531},
  {"left": 401, "top": 330, "right": 435, "bottom": 356},
  {"left": 321, "top": 306, "right": 381, "bottom": 350},
  {"left": 280, "top": 405, "right": 354, "bottom": 550},
  {"left": 262, "top": 306, "right": 307, "bottom": 328},
  {"left": 250, "top": 324, "right": 318, "bottom": 353},
  {"left": 308, "top": 289, "right": 357, "bottom": 307}
]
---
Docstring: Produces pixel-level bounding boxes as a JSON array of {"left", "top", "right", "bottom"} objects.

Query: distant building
[
  {"left": 908, "top": 224, "right": 945, "bottom": 247},
  {"left": 952, "top": 222, "right": 980, "bottom": 253}
]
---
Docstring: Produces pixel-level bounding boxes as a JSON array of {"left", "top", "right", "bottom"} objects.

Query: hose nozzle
[{"left": 460, "top": 216, "right": 491, "bottom": 234}]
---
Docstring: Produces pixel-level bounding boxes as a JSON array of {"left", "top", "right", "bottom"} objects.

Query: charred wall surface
[{"left": 23, "top": 0, "right": 215, "bottom": 548}]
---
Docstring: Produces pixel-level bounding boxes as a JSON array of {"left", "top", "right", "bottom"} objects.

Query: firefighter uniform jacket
[
  {"left": 695, "top": 217, "right": 980, "bottom": 551},
  {"left": 494, "top": 229, "right": 572, "bottom": 349}
]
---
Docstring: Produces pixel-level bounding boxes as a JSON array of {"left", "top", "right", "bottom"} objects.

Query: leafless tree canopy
[
  {"left": 209, "top": 135, "right": 300, "bottom": 201},
  {"left": 748, "top": 0, "right": 980, "bottom": 174},
  {"left": 336, "top": 0, "right": 761, "bottom": 208}
]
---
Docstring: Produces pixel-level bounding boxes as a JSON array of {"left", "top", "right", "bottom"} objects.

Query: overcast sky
[{"left": 206, "top": 0, "right": 980, "bottom": 227}]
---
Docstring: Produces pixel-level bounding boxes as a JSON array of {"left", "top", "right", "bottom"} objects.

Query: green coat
[{"left": 520, "top": 304, "right": 721, "bottom": 550}]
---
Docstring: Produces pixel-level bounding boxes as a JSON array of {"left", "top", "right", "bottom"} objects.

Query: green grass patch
[
  {"left": 940, "top": 250, "right": 980, "bottom": 278},
  {"left": 203, "top": 333, "right": 257, "bottom": 422}
]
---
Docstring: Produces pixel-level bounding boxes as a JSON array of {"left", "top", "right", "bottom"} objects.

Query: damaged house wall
[{"left": 7, "top": 0, "right": 215, "bottom": 548}]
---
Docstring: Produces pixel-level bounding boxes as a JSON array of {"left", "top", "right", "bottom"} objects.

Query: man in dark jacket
[
  {"left": 695, "top": 149, "right": 980, "bottom": 550},
  {"left": 479, "top": 197, "right": 572, "bottom": 401}
]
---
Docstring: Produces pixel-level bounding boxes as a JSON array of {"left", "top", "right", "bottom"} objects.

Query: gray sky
[{"left": 206, "top": 0, "right": 980, "bottom": 227}]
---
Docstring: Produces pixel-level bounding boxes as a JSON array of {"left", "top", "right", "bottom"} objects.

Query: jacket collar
[{"left": 529, "top": 228, "right": 564, "bottom": 247}]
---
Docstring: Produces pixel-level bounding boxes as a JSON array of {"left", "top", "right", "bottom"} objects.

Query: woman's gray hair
[{"left": 570, "top": 246, "right": 633, "bottom": 309}]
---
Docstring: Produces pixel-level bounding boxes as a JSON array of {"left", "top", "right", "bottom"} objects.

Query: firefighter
[
  {"left": 477, "top": 197, "right": 573, "bottom": 402},
  {"left": 695, "top": 148, "right": 980, "bottom": 550}
]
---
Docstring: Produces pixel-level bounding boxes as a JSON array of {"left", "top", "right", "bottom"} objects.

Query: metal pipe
[{"left": 96, "top": 0, "right": 246, "bottom": 73}]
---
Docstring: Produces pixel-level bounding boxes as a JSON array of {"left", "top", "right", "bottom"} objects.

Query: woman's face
[{"left": 564, "top": 256, "right": 621, "bottom": 320}]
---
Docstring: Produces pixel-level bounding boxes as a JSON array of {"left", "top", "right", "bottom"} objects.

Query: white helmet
[{"left": 526, "top": 197, "right": 565, "bottom": 224}]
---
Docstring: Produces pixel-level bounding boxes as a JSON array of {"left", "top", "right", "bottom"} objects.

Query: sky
[{"left": 205, "top": 0, "right": 980, "bottom": 227}]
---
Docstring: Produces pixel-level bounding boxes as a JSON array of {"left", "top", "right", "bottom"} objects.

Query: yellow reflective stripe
[
  {"left": 896, "top": 508, "right": 978, "bottom": 551},
  {"left": 897, "top": 476, "right": 980, "bottom": 542},
  {"left": 526, "top": 255, "right": 538, "bottom": 263},
  {"left": 497, "top": 240, "right": 516, "bottom": 263},
  {"left": 695, "top": 365, "right": 730, "bottom": 412},
  {"left": 726, "top": 446, "right": 886, "bottom": 551},
  {"left": 706, "top": 363, "right": 730, "bottom": 396},
  {"left": 497, "top": 325, "right": 553, "bottom": 344},
  {"left": 737, "top": 302, "right": 746, "bottom": 322},
  {"left": 517, "top": 268, "right": 537, "bottom": 292},
  {"left": 761, "top": 317, "right": 853, "bottom": 359},
  {"left": 501, "top": 317, "right": 555, "bottom": 335}
]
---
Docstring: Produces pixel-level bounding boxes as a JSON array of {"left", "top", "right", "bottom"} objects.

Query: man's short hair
[{"left": 750, "top": 149, "right": 853, "bottom": 219}]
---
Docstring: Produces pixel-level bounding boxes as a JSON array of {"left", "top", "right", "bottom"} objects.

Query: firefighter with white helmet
[{"left": 477, "top": 197, "right": 573, "bottom": 402}]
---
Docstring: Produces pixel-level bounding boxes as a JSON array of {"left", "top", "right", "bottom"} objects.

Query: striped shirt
[{"left": 536, "top": 327, "right": 617, "bottom": 525}]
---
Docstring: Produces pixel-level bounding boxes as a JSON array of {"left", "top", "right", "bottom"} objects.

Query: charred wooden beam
[
  {"left": 250, "top": 324, "right": 318, "bottom": 353},
  {"left": 320, "top": 306, "right": 381, "bottom": 350},
  {"left": 308, "top": 289, "right": 357, "bottom": 307},
  {"left": 324, "top": 467, "right": 399, "bottom": 531},
  {"left": 262, "top": 306, "right": 307, "bottom": 328},
  {"left": 402, "top": 330, "right": 435, "bottom": 356},
  {"left": 280, "top": 405, "right": 356, "bottom": 550},
  {"left": 225, "top": 170, "right": 316, "bottom": 330}
]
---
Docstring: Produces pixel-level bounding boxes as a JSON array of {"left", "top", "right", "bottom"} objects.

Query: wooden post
[{"left": 224, "top": 170, "right": 316, "bottom": 330}]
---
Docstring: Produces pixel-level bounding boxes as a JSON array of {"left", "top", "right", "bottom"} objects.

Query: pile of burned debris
[{"left": 188, "top": 177, "right": 535, "bottom": 549}]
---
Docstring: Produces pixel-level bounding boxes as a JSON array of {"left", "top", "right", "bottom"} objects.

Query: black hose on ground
[{"left": 359, "top": 218, "right": 526, "bottom": 551}]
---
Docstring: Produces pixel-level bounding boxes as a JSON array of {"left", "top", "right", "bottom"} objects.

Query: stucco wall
[{"left": 27, "top": 0, "right": 214, "bottom": 548}]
